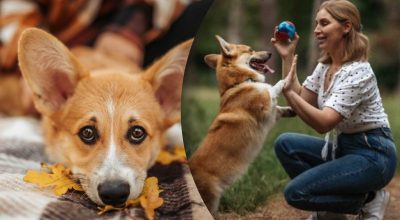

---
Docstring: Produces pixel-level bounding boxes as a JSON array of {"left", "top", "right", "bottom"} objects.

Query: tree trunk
[
  {"left": 307, "top": 0, "right": 327, "bottom": 74},
  {"left": 227, "top": 0, "right": 242, "bottom": 43},
  {"left": 260, "top": 0, "right": 278, "bottom": 81},
  {"left": 384, "top": 0, "right": 400, "bottom": 93}
]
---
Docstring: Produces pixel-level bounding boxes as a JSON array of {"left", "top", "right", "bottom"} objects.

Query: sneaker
[
  {"left": 358, "top": 189, "right": 390, "bottom": 220},
  {"left": 307, "top": 211, "right": 348, "bottom": 220}
]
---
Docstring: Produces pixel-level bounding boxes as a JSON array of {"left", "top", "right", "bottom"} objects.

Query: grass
[{"left": 182, "top": 86, "right": 400, "bottom": 214}]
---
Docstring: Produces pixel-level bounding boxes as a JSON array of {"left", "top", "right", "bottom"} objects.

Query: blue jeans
[{"left": 274, "top": 127, "right": 397, "bottom": 214}]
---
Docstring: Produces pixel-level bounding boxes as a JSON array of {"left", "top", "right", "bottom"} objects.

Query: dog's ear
[
  {"left": 143, "top": 39, "right": 193, "bottom": 129},
  {"left": 204, "top": 54, "right": 219, "bottom": 69},
  {"left": 18, "top": 28, "right": 88, "bottom": 116},
  {"left": 215, "top": 35, "right": 233, "bottom": 57}
]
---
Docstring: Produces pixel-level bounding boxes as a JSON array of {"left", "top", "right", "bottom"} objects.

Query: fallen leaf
[
  {"left": 97, "top": 177, "right": 164, "bottom": 220},
  {"left": 156, "top": 145, "right": 187, "bottom": 165},
  {"left": 97, "top": 205, "right": 123, "bottom": 215},
  {"left": 125, "top": 197, "right": 141, "bottom": 207},
  {"left": 25, "top": 163, "right": 164, "bottom": 219},
  {"left": 140, "top": 177, "right": 164, "bottom": 220},
  {"left": 23, "top": 163, "right": 83, "bottom": 196},
  {"left": 174, "top": 147, "right": 187, "bottom": 159}
]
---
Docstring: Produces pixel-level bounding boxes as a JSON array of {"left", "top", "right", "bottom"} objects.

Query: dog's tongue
[
  {"left": 263, "top": 64, "right": 275, "bottom": 74},
  {"left": 250, "top": 60, "right": 275, "bottom": 74}
]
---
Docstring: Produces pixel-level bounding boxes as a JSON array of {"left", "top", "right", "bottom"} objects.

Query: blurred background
[
  {"left": 0, "top": 0, "right": 212, "bottom": 116},
  {"left": 182, "top": 0, "right": 400, "bottom": 215}
]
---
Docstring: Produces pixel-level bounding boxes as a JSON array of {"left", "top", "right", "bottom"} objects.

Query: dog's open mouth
[{"left": 250, "top": 58, "right": 275, "bottom": 74}]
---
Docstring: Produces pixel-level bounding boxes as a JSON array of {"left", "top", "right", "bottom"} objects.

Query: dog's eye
[
  {"left": 127, "top": 126, "right": 147, "bottom": 145},
  {"left": 79, "top": 126, "right": 98, "bottom": 145}
]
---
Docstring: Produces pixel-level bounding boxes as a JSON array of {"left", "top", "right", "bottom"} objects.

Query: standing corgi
[
  {"left": 189, "top": 36, "right": 292, "bottom": 214},
  {"left": 18, "top": 28, "right": 192, "bottom": 207}
]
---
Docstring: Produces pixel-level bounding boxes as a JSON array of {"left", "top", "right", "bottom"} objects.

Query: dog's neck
[
  {"left": 219, "top": 79, "right": 264, "bottom": 109},
  {"left": 220, "top": 78, "right": 258, "bottom": 97}
]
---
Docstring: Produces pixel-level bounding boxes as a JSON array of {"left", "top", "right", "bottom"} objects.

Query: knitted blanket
[{"left": 0, "top": 117, "right": 212, "bottom": 220}]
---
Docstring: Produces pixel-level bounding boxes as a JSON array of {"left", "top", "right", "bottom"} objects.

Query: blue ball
[{"left": 277, "top": 21, "right": 296, "bottom": 40}]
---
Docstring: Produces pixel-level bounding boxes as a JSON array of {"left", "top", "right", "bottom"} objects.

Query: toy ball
[{"left": 276, "top": 21, "right": 296, "bottom": 41}]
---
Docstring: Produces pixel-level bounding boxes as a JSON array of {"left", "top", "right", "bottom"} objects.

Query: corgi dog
[
  {"left": 18, "top": 28, "right": 192, "bottom": 207},
  {"left": 189, "top": 36, "right": 292, "bottom": 214}
]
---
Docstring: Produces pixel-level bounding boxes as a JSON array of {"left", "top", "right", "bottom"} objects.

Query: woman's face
[{"left": 314, "top": 9, "right": 348, "bottom": 53}]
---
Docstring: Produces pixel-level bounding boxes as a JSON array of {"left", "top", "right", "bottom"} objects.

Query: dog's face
[
  {"left": 18, "top": 28, "right": 191, "bottom": 206},
  {"left": 204, "top": 36, "right": 274, "bottom": 94},
  {"left": 45, "top": 73, "right": 165, "bottom": 206}
]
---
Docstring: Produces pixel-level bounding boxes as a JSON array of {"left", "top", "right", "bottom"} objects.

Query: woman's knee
[
  {"left": 284, "top": 181, "right": 309, "bottom": 208},
  {"left": 274, "top": 132, "right": 297, "bottom": 157}
]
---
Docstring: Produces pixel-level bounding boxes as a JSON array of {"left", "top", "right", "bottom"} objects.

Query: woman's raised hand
[
  {"left": 271, "top": 27, "right": 299, "bottom": 60},
  {"left": 284, "top": 54, "right": 298, "bottom": 92}
]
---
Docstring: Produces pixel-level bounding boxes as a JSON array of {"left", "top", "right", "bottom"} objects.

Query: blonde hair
[{"left": 318, "top": 0, "right": 369, "bottom": 64}]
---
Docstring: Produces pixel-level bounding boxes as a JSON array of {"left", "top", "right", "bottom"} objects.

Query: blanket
[{"left": 0, "top": 117, "right": 212, "bottom": 220}]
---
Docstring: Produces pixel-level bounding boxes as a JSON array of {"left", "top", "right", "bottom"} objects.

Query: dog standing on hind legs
[{"left": 189, "top": 35, "right": 294, "bottom": 214}]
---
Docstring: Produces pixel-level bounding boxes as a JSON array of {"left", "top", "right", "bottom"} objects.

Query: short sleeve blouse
[{"left": 303, "top": 61, "right": 389, "bottom": 133}]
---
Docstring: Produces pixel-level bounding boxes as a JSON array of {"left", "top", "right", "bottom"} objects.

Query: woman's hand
[
  {"left": 271, "top": 27, "right": 299, "bottom": 60},
  {"left": 283, "top": 54, "right": 298, "bottom": 93},
  {"left": 281, "top": 54, "right": 343, "bottom": 133}
]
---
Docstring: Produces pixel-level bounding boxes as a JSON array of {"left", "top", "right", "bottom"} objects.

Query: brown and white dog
[
  {"left": 18, "top": 28, "right": 191, "bottom": 207},
  {"left": 189, "top": 36, "right": 292, "bottom": 214}
]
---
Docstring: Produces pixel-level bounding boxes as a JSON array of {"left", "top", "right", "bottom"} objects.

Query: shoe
[
  {"left": 307, "top": 211, "right": 348, "bottom": 220},
  {"left": 358, "top": 189, "right": 390, "bottom": 220}
]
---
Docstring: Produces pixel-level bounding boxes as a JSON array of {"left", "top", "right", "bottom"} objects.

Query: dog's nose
[
  {"left": 260, "top": 51, "right": 272, "bottom": 60},
  {"left": 266, "top": 52, "right": 272, "bottom": 59},
  {"left": 97, "top": 180, "right": 130, "bottom": 206}
]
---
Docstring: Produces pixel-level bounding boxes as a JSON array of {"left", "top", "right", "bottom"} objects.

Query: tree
[
  {"left": 227, "top": 0, "right": 242, "bottom": 43},
  {"left": 307, "top": 0, "right": 328, "bottom": 74},
  {"left": 261, "top": 0, "right": 278, "bottom": 80}
]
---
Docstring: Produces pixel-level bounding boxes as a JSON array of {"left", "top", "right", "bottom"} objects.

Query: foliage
[
  {"left": 24, "top": 157, "right": 179, "bottom": 219},
  {"left": 23, "top": 163, "right": 83, "bottom": 196},
  {"left": 139, "top": 177, "right": 164, "bottom": 220},
  {"left": 187, "top": 0, "right": 400, "bottom": 90},
  {"left": 156, "top": 146, "right": 187, "bottom": 165}
]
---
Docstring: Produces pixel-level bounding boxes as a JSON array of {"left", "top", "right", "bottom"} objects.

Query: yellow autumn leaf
[
  {"left": 97, "top": 177, "right": 164, "bottom": 220},
  {"left": 97, "top": 205, "right": 123, "bottom": 215},
  {"left": 23, "top": 163, "right": 83, "bottom": 196},
  {"left": 140, "top": 177, "right": 164, "bottom": 220},
  {"left": 125, "top": 197, "right": 141, "bottom": 207},
  {"left": 25, "top": 163, "right": 164, "bottom": 219},
  {"left": 156, "top": 146, "right": 187, "bottom": 165}
]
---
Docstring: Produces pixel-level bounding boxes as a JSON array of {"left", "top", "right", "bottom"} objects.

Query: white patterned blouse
[{"left": 303, "top": 61, "right": 390, "bottom": 160}]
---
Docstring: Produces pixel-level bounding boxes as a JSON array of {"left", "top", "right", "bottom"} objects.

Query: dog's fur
[
  {"left": 189, "top": 36, "right": 291, "bottom": 214},
  {"left": 18, "top": 28, "right": 191, "bottom": 206}
]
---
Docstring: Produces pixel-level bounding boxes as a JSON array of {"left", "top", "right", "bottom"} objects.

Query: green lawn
[{"left": 182, "top": 86, "right": 400, "bottom": 214}]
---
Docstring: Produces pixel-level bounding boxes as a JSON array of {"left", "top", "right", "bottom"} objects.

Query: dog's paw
[
  {"left": 276, "top": 79, "right": 286, "bottom": 90},
  {"left": 270, "top": 80, "right": 286, "bottom": 97},
  {"left": 277, "top": 106, "right": 296, "bottom": 117}
]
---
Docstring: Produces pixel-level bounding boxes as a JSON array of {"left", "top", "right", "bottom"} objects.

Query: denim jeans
[{"left": 274, "top": 127, "right": 397, "bottom": 214}]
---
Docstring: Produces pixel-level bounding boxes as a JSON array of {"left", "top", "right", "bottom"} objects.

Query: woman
[{"left": 272, "top": 1, "right": 397, "bottom": 219}]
